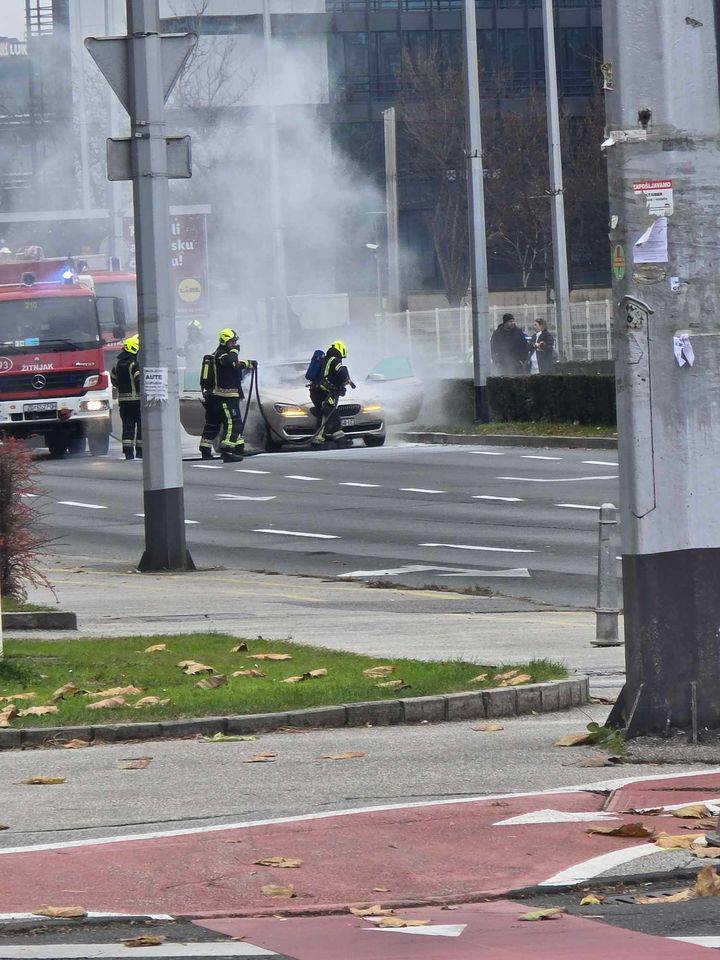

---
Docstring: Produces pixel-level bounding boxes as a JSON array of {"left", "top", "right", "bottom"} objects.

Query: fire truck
[{"left": 0, "top": 260, "right": 127, "bottom": 457}]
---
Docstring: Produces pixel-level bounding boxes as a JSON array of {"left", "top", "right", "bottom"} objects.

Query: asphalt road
[{"left": 32, "top": 438, "right": 620, "bottom": 608}]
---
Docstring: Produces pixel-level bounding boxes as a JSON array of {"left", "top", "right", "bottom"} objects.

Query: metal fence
[{"left": 376, "top": 301, "right": 613, "bottom": 371}]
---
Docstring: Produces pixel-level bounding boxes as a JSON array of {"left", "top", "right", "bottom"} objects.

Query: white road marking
[
  {"left": 216, "top": 494, "right": 277, "bottom": 502},
  {"left": 400, "top": 487, "right": 445, "bottom": 494},
  {"left": 284, "top": 474, "right": 322, "bottom": 481},
  {"left": 0, "top": 768, "right": 716, "bottom": 857},
  {"left": 521, "top": 455, "right": 563, "bottom": 461},
  {"left": 136, "top": 514, "right": 197, "bottom": 525},
  {"left": 193, "top": 464, "right": 223, "bottom": 470},
  {"left": 498, "top": 475, "right": 619, "bottom": 483},
  {"left": 253, "top": 528, "right": 339, "bottom": 539},
  {"left": 671, "top": 937, "right": 720, "bottom": 948},
  {"left": 0, "top": 945, "right": 277, "bottom": 958},
  {"left": 366, "top": 923, "right": 467, "bottom": 938},
  {"left": 438, "top": 568, "right": 530, "bottom": 578},
  {"left": 472, "top": 451, "right": 505, "bottom": 456},
  {"left": 339, "top": 564, "right": 458, "bottom": 578},
  {"left": 235, "top": 468, "right": 271, "bottom": 475},
  {"left": 539, "top": 843, "right": 660, "bottom": 887},
  {"left": 556, "top": 503, "right": 602, "bottom": 511},
  {"left": 339, "top": 482, "right": 381, "bottom": 488},
  {"left": 494, "top": 809, "right": 618, "bottom": 826},
  {"left": 420, "top": 542, "right": 534, "bottom": 554},
  {"left": 0, "top": 913, "right": 173, "bottom": 924},
  {"left": 338, "top": 564, "right": 530, "bottom": 579},
  {"left": 582, "top": 460, "right": 619, "bottom": 467},
  {"left": 473, "top": 495, "right": 524, "bottom": 502},
  {"left": 57, "top": 501, "right": 106, "bottom": 510}
]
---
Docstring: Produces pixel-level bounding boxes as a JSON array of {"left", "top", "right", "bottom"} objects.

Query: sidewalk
[{"left": 27, "top": 557, "right": 626, "bottom": 694}]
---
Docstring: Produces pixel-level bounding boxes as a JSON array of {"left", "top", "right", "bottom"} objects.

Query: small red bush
[{"left": 0, "top": 440, "right": 52, "bottom": 602}]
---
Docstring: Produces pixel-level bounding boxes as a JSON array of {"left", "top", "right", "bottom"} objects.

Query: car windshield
[
  {"left": 0, "top": 297, "right": 100, "bottom": 354},
  {"left": 367, "top": 355, "right": 414, "bottom": 381},
  {"left": 261, "top": 362, "right": 308, "bottom": 388}
]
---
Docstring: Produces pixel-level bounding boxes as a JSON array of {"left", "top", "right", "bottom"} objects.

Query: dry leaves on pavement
[
  {"left": 196, "top": 675, "right": 228, "bottom": 690},
  {"left": 143, "top": 644, "right": 168, "bottom": 653},
  {"left": 86, "top": 697, "right": 126, "bottom": 711},
  {"left": 246, "top": 754, "right": 277, "bottom": 763},
  {"left": 18, "top": 706, "right": 58, "bottom": 717},
  {"left": 203, "top": 733, "right": 257, "bottom": 743},
  {"left": 249, "top": 653, "right": 293, "bottom": 661},
  {"left": 362, "top": 666, "right": 394, "bottom": 679},
  {"left": 634, "top": 890, "right": 694, "bottom": 905},
  {"left": 580, "top": 895, "right": 603, "bottom": 906},
  {"left": 49, "top": 683, "right": 79, "bottom": 704},
  {"left": 472, "top": 722, "right": 504, "bottom": 733},
  {"left": 555, "top": 732, "right": 594, "bottom": 747},
  {"left": 121, "top": 936, "right": 167, "bottom": 947},
  {"left": 119, "top": 757, "right": 152, "bottom": 770},
  {"left": 19, "top": 776, "right": 66, "bottom": 785},
  {"left": 655, "top": 832, "right": 706, "bottom": 850},
  {"left": 518, "top": 907, "right": 567, "bottom": 921},
  {"left": 233, "top": 669, "right": 266, "bottom": 679},
  {"left": 261, "top": 884, "right": 295, "bottom": 898},
  {"left": 320, "top": 752, "right": 365, "bottom": 761},
  {"left": 373, "top": 917, "right": 429, "bottom": 928},
  {"left": 587, "top": 823, "right": 655, "bottom": 839},
  {"left": 690, "top": 846, "right": 720, "bottom": 859},
  {"left": 63, "top": 739, "right": 89, "bottom": 749},
  {"left": 134, "top": 697, "right": 170, "bottom": 708},
  {"left": 350, "top": 905, "right": 394, "bottom": 918},
  {"left": 580, "top": 755, "right": 624, "bottom": 768},
  {"left": 178, "top": 661, "right": 214, "bottom": 675},
  {"left": 694, "top": 865, "right": 720, "bottom": 897},
  {"left": 86, "top": 686, "right": 141, "bottom": 699},
  {"left": 672, "top": 804, "right": 714, "bottom": 819},
  {"left": 254, "top": 857, "right": 303, "bottom": 869},
  {"left": 33, "top": 905, "right": 87, "bottom": 919}
]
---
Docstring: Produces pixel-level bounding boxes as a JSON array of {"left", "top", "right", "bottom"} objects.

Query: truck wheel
[
  {"left": 47, "top": 433, "right": 68, "bottom": 458},
  {"left": 88, "top": 430, "right": 110, "bottom": 457},
  {"left": 67, "top": 436, "right": 86, "bottom": 456},
  {"left": 363, "top": 435, "right": 386, "bottom": 447}
]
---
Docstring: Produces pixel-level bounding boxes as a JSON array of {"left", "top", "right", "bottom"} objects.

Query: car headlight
[
  {"left": 362, "top": 403, "right": 383, "bottom": 413},
  {"left": 274, "top": 403, "right": 308, "bottom": 418}
]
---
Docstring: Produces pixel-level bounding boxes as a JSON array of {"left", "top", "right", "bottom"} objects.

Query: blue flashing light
[{"left": 62, "top": 268, "right": 74, "bottom": 280}]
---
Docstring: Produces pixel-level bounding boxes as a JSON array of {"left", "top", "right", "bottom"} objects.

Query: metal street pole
[
  {"left": 541, "top": 0, "right": 572, "bottom": 360},
  {"left": 126, "top": 0, "right": 193, "bottom": 571},
  {"left": 383, "top": 107, "right": 401, "bottom": 313},
  {"left": 104, "top": 0, "right": 124, "bottom": 265},
  {"left": 604, "top": 0, "right": 720, "bottom": 735},
  {"left": 261, "top": 0, "right": 289, "bottom": 356},
  {"left": 593, "top": 503, "right": 621, "bottom": 647},
  {"left": 462, "top": 0, "right": 491, "bottom": 422}
]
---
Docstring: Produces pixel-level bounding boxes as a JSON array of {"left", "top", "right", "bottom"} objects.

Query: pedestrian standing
[
  {"left": 110, "top": 335, "right": 142, "bottom": 460},
  {"left": 530, "top": 318, "right": 556, "bottom": 374},
  {"left": 199, "top": 328, "right": 256, "bottom": 463},
  {"left": 490, "top": 313, "right": 530, "bottom": 376}
]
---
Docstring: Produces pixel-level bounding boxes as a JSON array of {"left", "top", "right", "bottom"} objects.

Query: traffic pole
[
  {"left": 592, "top": 503, "right": 621, "bottom": 648},
  {"left": 604, "top": 0, "right": 720, "bottom": 735},
  {"left": 126, "top": 0, "right": 193, "bottom": 572},
  {"left": 462, "top": 0, "right": 491, "bottom": 422},
  {"left": 541, "top": 0, "right": 572, "bottom": 360},
  {"left": 383, "top": 107, "right": 401, "bottom": 313}
]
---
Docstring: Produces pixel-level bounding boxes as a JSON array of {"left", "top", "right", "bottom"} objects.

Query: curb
[
  {"left": 2, "top": 611, "right": 77, "bottom": 631},
  {"left": 401, "top": 431, "right": 618, "bottom": 450},
  {"left": 0, "top": 677, "right": 589, "bottom": 750}
]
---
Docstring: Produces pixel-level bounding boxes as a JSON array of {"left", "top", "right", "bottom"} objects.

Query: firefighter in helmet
[
  {"left": 311, "top": 340, "right": 355, "bottom": 447},
  {"left": 110, "top": 334, "right": 142, "bottom": 460},
  {"left": 199, "top": 328, "right": 256, "bottom": 462}
]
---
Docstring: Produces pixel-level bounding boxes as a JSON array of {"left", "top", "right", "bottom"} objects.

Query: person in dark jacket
[
  {"left": 490, "top": 313, "right": 530, "bottom": 376},
  {"left": 110, "top": 335, "right": 142, "bottom": 460},
  {"left": 530, "top": 318, "right": 556, "bottom": 374},
  {"left": 199, "top": 328, "right": 256, "bottom": 463},
  {"left": 311, "top": 340, "right": 355, "bottom": 447}
]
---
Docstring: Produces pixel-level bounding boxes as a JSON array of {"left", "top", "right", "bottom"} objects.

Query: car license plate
[
  {"left": 24, "top": 402, "right": 57, "bottom": 413},
  {"left": 340, "top": 417, "right": 355, "bottom": 427}
]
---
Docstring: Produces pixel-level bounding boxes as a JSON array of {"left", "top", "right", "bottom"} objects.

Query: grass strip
[{"left": 412, "top": 422, "right": 617, "bottom": 438}]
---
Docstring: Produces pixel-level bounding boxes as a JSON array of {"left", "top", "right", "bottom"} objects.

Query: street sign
[
  {"left": 107, "top": 136, "right": 192, "bottom": 181},
  {"left": 85, "top": 33, "right": 197, "bottom": 115}
]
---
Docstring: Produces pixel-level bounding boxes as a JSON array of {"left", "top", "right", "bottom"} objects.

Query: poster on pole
[{"left": 633, "top": 180, "right": 674, "bottom": 217}]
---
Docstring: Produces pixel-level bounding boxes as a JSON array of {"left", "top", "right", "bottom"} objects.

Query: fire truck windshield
[{"left": 0, "top": 297, "right": 101, "bottom": 354}]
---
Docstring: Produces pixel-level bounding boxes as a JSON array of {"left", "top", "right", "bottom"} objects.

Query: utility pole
[
  {"left": 383, "top": 107, "right": 401, "bottom": 313},
  {"left": 461, "top": 0, "right": 491, "bottom": 422},
  {"left": 86, "top": 0, "right": 197, "bottom": 571},
  {"left": 261, "top": 0, "right": 289, "bottom": 356},
  {"left": 541, "top": 0, "right": 572, "bottom": 360},
  {"left": 104, "top": 0, "right": 125, "bottom": 266},
  {"left": 604, "top": 0, "right": 720, "bottom": 735}
]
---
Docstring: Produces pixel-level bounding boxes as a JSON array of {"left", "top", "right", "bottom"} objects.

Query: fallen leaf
[
  {"left": 691, "top": 846, "right": 720, "bottom": 859},
  {"left": 254, "top": 857, "right": 303, "bottom": 869},
  {"left": 86, "top": 686, "right": 141, "bottom": 698},
  {"left": 472, "top": 722, "right": 504, "bottom": 733},
  {"left": 350, "top": 905, "right": 394, "bottom": 917},
  {"left": 655, "top": 832, "right": 705, "bottom": 850},
  {"left": 134, "top": 697, "right": 170, "bottom": 708},
  {"left": 178, "top": 661, "right": 214, "bottom": 675},
  {"left": 18, "top": 705, "right": 59, "bottom": 717},
  {"left": 203, "top": 733, "right": 257, "bottom": 743},
  {"left": 196, "top": 675, "right": 228, "bottom": 690},
  {"left": 694, "top": 864, "right": 720, "bottom": 897},
  {"left": 246, "top": 754, "right": 277, "bottom": 763},
  {"left": 580, "top": 895, "right": 603, "bottom": 906},
  {"left": 63, "top": 739, "right": 89, "bottom": 749},
  {"left": 232, "top": 669, "right": 267, "bottom": 678},
  {"left": 590, "top": 695, "right": 617, "bottom": 705},
  {"left": 119, "top": 757, "right": 152, "bottom": 770},
  {"left": 519, "top": 908, "right": 567, "bottom": 921},
  {"left": 495, "top": 669, "right": 520, "bottom": 682},
  {"left": 231, "top": 642, "right": 249, "bottom": 652},
  {"left": 375, "top": 680, "right": 406, "bottom": 689},
  {"left": 307, "top": 668, "right": 328, "bottom": 678},
  {"left": 635, "top": 890, "right": 694, "bottom": 905},
  {"left": 580, "top": 755, "right": 624, "bottom": 768},
  {"left": 672, "top": 804, "right": 714, "bottom": 820},
  {"left": 249, "top": 653, "right": 293, "bottom": 661},
  {"left": 501, "top": 673, "right": 533, "bottom": 686},
  {"left": 680, "top": 820, "right": 717, "bottom": 831},
  {"left": 0, "top": 692, "right": 36, "bottom": 703},
  {"left": 86, "top": 696, "right": 126, "bottom": 711},
  {"left": 121, "top": 936, "right": 167, "bottom": 947},
  {"left": 19, "top": 777, "right": 66, "bottom": 785},
  {"left": 363, "top": 666, "right": 394, "bottom": 679},
  {"left": 33, "top": 905, "right": 87, "bottom": 919},
  {"left": 372, "top": 887, "right": 390, "bottom": 893},
  {"left": 469, "top": 674, "right": 489, "bottom": 684},
  {"left": 555, "top": 732, "right": 594, "bottom": 747},
  {"left": 587, "top": 823, "right": 654, "bottom": 839},
  {"left": 320, "top": 751, "right": 365, "bottom": 761},
  {"left": 261, "top": 884, "right": 295, "bottom": 898},
  {"left": 49, "top": 683, "right": 79, "bottom": 704},
  {"left": 0, "top": 705, "right": 18, "bottom": 727},
  {"left": 143, "top": 644, "right": 167, "bottom": 653},
  {"left": 281, "top": 675, "right": 305, "bottom": 684},
  {"left": 375, "top": 917, "right": 428, "bottom": 928}
]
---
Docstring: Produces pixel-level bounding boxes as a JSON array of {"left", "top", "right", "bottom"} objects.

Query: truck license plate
[
  {"left": 340, "top": 417, "right": 355, "bottom": 427},
  {"left": 24, "top": 402, "right": 57, "bottom": 413}
]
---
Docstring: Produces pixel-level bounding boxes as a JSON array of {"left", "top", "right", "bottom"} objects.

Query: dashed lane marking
[
  {"left": 582, "top": 460, "right": 619, "bottom": 467},
  {"left": 339, "top": 482, "right": 382, "bottom": 488},
  {"left": 399, "top": 487, "right": 446, "bottom": 494},
  {"left": 556, "top": 503, "right": 602, "bottom": 511},
  {"left": 235, "top": 469, "right": 271, "bottom": 475},
  {"left": 252, "top": 529, "right": 340, "bottom": 539},
  {"left": 57, "top": 501, "right": 107, "bottom": 510},
  {"left": 420, "top": 542, "right": 535, "bottom": 554},
  {"left": 216, "top": 494, "right": 277, "bottom": 502},
  {"left": 472, "top": 451, "right": 505, "bottom": 456},
  {"left": 498, "top": 475, "right": 619, "bottom": 483},
  {"left": 473, "top": 495, "right": 524, "bottom": 502},
  {"left": 521, "top": 455, "right": 563, "bottom": 461},
  {"left": 192, "top": 464, "right": 223, "bottom": 470},
  {"left": 284, "top": 475, "right": 322, "bottom": 481}
]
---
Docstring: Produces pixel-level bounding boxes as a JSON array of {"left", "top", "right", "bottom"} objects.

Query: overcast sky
[{"left": 0, "top": 1, "right": 26, "bottom": 41}]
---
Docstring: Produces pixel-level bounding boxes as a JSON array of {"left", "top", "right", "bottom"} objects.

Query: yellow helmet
[
  {"left": 219, "top": 327, "right": 238, "bottom": 346},
  {"left": 124, "top": 335, "right": 140, "bottom": 355},
  {"left": 331, "top": 340, "right": 347, "bottom": 358}
]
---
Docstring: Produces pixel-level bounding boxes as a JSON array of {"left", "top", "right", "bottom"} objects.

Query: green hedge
[{"left": 486, "top": 375, "right": 616, "bottom": 426}]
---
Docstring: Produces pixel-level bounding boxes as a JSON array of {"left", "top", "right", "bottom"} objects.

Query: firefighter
[
  {"left": 199, "top": 328, "right": 256, "bottom": 463},
  {"left": 110, "top": 334, "right": 142, "bottom": 460},
  {"left": 311, "top": 340, "right": 355, "bottom": 448}
]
